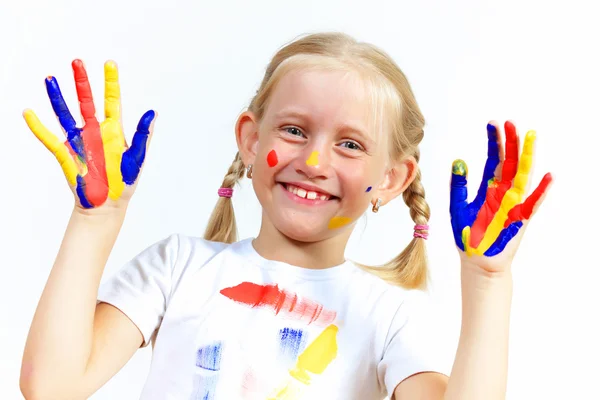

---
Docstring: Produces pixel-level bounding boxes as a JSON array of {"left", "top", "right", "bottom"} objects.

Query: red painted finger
[
  {"left": 72, "top": 59, "right": 98, "bottom": 125},
  {"left": 504, "top": 172, "right": 553, "bottom": 227},
  {"left": 501, "top": 121, "right": 520, "bottom": 183}
]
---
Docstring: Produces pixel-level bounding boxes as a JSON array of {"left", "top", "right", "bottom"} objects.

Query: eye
[
  {"left": 284, "top": 127, "right": 305, "bottom": 137},
  {"left": 339, "top": 140, "right": 364, "bottom": 151}
]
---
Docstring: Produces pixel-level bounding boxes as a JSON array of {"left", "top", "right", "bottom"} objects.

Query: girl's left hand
[{"left": 449, "top": 121, "right": 553, "bottom": 274}]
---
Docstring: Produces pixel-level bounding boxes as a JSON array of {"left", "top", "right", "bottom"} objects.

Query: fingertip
[
  {"left": 452, "top": 159, "right": 468, "bottom": 176},
  {"left": 487, "top": 121, "right": 499, "bottom": 135}
]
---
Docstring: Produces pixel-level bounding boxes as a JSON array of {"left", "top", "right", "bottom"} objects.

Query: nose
[{"left": 294, "top": 145, "right": 332, "bottom": 180}]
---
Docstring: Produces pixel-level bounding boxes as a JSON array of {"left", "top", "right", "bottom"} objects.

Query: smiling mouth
[{"left": 279, "top": 183, "right": 339, "bottom": 201}]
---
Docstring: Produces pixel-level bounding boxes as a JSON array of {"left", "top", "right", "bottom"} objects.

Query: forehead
[{"left": 264, "top": 69, "right": 382, "bottom": 135}]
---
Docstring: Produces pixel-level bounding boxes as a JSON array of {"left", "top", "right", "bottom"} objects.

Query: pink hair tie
[
  {"left": 218, "top": 188, "right": 233, "bottom": 198},
  {"left": 413, "top": 224, "right": 429, "bottom": 240}
]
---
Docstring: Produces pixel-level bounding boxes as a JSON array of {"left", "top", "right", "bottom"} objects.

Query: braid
[
  {"left": 402, "top": 153, "right": 430, "bottom": 226},
  {"left": 203, "top": 152, "right": 246, "bottom": 243}
]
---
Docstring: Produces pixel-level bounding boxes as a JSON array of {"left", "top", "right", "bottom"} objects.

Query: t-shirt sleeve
[
  {"left": 377, "top": 290, "right": 451, "bottom": 396},
  {"left": 97, "top": 234, "right": 180, "bottom": 347}
]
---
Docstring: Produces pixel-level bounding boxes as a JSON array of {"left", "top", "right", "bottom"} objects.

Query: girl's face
[{"left": 238, "top": 69, "right": 409, "bottom": 243}]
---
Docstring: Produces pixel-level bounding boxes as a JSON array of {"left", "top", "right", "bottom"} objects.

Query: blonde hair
[{"left": 204, "top": 32, "right": 431, "bottom": 289}]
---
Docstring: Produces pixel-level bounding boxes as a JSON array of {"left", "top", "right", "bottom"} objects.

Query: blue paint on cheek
[
  {"left": 193, "top": 341, "right": 223, "bottom": 400},
  {"left": 75, "top": 175, "right": 93, "bottom": 209},
  {"left": 121, "top": 110, "right": 154, "bottom": 185},
  {"left": 366, "top": 186, "right": 372, "bottom": 192},
  {"left": 278, "top": 327, "right": 305, "bottom": 362},
  {"left": 484, "top": 221, "right": 523, "bottom": 256}
]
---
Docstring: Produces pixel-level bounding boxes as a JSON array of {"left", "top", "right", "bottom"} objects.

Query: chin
[{"left": 273, "top": 219, "right": 332, "bottom": 243}]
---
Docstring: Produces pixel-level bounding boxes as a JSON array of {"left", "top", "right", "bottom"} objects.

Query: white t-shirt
[{"left": 98, "top": 234, "right": 448, "bottom": 399}]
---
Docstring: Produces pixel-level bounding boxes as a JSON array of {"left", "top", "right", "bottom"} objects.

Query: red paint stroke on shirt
[
  {"left": 267, "top": 150, "right": 278, "bottom": 167},
  {"left": 220, "top": 282, "right": 336, "bottom": 326}
]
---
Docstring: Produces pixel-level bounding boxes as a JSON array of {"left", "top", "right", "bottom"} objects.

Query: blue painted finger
[
  {"left": 483, "top": 221, "right": 523, "bottom": 256},
  {"left": 45, "top": 76, "right": 85, "bottom": 159},
  {"left": 121, "top": 110, "right": 154, "bottom": 185},
  {"left": 471, "top": 123, "right": 500, "bottom": 212},
  {"left": 450, "top": 159, "right": 469, "bottom": 249}
]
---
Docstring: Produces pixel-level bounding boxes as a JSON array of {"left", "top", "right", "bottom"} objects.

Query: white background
[{"left": 1, "top": 0, "right": 598, "bottom": 399}]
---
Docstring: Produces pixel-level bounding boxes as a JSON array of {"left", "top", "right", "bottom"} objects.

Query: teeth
[{"left": 284, "top": 184, "right": 330, "bottom": 200}]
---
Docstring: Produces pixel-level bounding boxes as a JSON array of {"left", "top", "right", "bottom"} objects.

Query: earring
[
  {"left": 372, "top": 198, "right": 382, "bottom": 213},
  {"left": 246, "top": 164, "right": 253, "bottom": 179}
]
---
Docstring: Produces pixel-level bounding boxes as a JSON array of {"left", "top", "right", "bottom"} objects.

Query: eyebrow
[{"left": 273, "top": 109, "right": 375, "bottom": 145}]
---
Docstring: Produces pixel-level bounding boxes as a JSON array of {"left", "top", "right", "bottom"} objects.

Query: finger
[
  {"left": 504, "top": 172, "right": 553, "bottom": 227},
  {"left": 484, "top": 221, "right": 523, "bottom": 256},
  {"left": 500, "top": 120, "right": 520, "bottom": 183},
  {"left": 513, "top": 130, "right": 536, "bottom": 195},
  {"left": 72, "top": 59, "right": 98, "bottom": 126},
  {"left": 23, "top": 109, "right": 78, "bottom": 186},
  {"left": 45, "top": 76, "right": 78, "bottom": 136},
  {"left": 461, "top": 226, "right": 475, "bottom": 256},
  {"left": 121, "top": 110, "right": 156, "bottom": 185},
  {"left": 450, "top": 159, "right": 469, "bottom": 250},
  {"left": 471, "top": 122, "right": 501, "bottom": 211},
  {"left": 104, "top": 60, "right": 121, "bottom": 121}
]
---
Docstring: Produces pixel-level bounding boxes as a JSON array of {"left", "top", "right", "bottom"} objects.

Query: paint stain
[
  {"left": 267, "top": 149, "right": 278, "bottom": 167},
  {"left": 220, "top": 282, "right": 336, "bottom": 326},
  {"left": 328, "top": 216, "right": 352, "bottom": 230},
  {"left": 268, "top": 324, "right": 339, "bottom": 398},
  {"left": 306, "top": 151, "right": 319, "bottom": 167},
  {"left": 366, "top": 186, "right": 372, "bottom": 192},
  {"left": 278, "top": 328, "right": 306, "bottom": 364},
  {"left": 193, "top": 342, "right": 223, "bottom": 400}
]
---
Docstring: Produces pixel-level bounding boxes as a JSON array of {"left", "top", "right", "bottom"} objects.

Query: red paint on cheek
[{"left": 267, "top": 150, "right": 278, "bottom": 167}]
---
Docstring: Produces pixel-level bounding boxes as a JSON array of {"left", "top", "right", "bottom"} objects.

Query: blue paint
[
  {"left": 45, "top": 77, "right": 85, "bottom": 159},
  {"left": 193, "top": 342, "right": 223, "bottom": 400},
  {"left": 278, "top": 327, "right": 306, "bottom": 364},
  {"left": 196, "top": 342, "right": 223, "bottom": 371},
  {"left": 450, "top": 126, "right": 500, "bottom": 251},
  {"left": 484, "top": 221, "right": 523, "bottom": 256},
  {"left": 366, "top": 186, "right": 372, "bottom": 192},
  {"left": 121, "top": 110, "right": 154, "bottom": 184},
  {"left": 76, "top": 175, "right": 93, "bottom": 208}
]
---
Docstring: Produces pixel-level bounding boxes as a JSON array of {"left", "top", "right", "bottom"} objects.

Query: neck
[{"left": 252, "top": 214, "right": 351, "bottom": 270}]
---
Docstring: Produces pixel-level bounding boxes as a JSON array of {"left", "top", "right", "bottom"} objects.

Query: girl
[{"left": 20, "top": 32, "right": 552, "bottom": 399}]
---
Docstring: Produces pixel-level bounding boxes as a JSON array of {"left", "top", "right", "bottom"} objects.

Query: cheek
[{"left": 338, "top": 162, "right": 374, "bottom": 196}]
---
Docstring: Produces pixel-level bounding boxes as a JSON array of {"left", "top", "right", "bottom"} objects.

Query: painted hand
[
  {"left": 450, "top": 121, "right": 552, "bottom": 268},
  {"left": 23, "top": 59, "right": 156, "bottom": 209}
]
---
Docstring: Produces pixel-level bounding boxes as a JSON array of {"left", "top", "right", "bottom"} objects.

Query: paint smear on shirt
[
  {"left": 192, "top": 341, "right": 223, "bottom": 400},
  {"left": 220, "top": 282, "right": 336, "bottom": 326},
  {"left": 268, "top": 324, "right": 339, "bottom": 399},
  {"left": 278, "top": 327, "right": 306, "bottom": 365}
]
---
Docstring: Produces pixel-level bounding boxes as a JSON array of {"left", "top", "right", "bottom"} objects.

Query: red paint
[
  {"left": 220, "top": 282, "right": 336, "bottom": 326},
  {"left": 267, "top": 150, "right": 278, "bottom": 167},
  {"left": 470, "top": 121, "right": 519, "bottom": 248},
  {"left": 504, "top": 172, "right": 553, "bottom": 227},
  {"left": 72, "top": 60, "right": 108, "bottom": 207}
]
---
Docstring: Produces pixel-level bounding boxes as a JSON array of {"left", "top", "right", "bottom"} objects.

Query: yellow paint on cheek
[
  {"left": 306, "top": 151, "right": 319, "bottom": 167},
  {"left": 328, "top": 216, "right": 352, "bottom": 230}
]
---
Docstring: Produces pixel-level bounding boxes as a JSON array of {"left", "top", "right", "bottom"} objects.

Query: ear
[
  {"left": 235, "top": 111, "right": 260, "bottom": 166},
  {"left": 373, "top": 155, "right": 418, "bottom": 207}
]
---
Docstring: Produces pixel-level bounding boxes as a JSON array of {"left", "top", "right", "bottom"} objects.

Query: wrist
[{"left": 71, "top": 204, "right": 128, "bottom": 226}]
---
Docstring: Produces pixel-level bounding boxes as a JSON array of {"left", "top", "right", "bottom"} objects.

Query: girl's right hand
[{"left": 23, "top": 59, "right": 156, "bottom": 212}]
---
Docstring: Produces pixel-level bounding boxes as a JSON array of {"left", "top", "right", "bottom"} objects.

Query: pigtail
[
  {"left": 359, "top": 153, "right": 430, "bottom": 289},
  {"left": 203, "top": 152, "right": 246, "bottom": 243}
]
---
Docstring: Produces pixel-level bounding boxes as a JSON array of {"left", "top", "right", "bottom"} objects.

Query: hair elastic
[
  {"left": 413, "top": 224, "right": 429, "bottom": 240},
  {"left": 218, "top": 188, "right": 233, "bottom": 198}
]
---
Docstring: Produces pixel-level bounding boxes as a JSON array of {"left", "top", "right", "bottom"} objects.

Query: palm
[
  {"left": 449, "top": 121, "right": 552, "bottom": 273},
  {"left": 24, "top": 59, "right": 155, "bottom": 209}
]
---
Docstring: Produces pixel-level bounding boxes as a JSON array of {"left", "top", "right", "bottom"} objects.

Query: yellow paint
[
  {"left": 23, "top": 109, "right": 78, "bottom": 186},
  {"left": 452, "top": 159, "right": 468, "bottom": 176},
  {"left": 268, "top": 324, "right": 339, "bottom": 399},
  {"left": 328, "top": 216, "right": 352, "bottom": 230},
  {"left": 462, "top": 226, "right": 474, "bottom": 257},
  {"left": 306, "top": 151, "right": 319, "bottom": 167},
  {"left": 472, "top": 130, "right": 536, "bottom": 255},
  {"left": 101, "top": 61, "right": 126, "bottom": 200}
]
